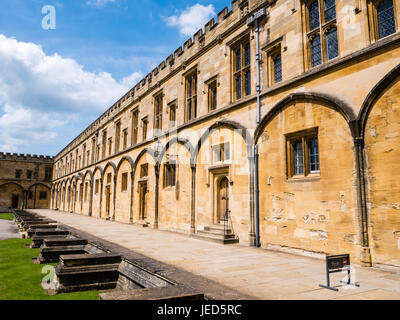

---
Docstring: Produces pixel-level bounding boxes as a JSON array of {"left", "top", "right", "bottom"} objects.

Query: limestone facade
[
  {"left": 0, "top": 153, "right": 53, "bottom": 210},
  {"left": 51, "top": 0, "right": 400, "bottom": 269}
]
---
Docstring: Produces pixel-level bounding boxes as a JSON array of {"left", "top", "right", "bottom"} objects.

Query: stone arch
[
  {"left": 359, "top": 64, "right": 400, "bottom": 138},
  {"left": 133, "top": 148, "right": 157, "bottom": 173},
  {"left": 159, "top": 138, "right": 195, "bottom": 165},
  {"left": 27, "top": 182, "right": 51, "bottom": 191},
  {"left": 101, "top": 162, "right": 117, "bottom": 181},
  {"left": 0, "top": 182, "right": 25, "bottom": 191},
  {"left": 194, "top": 120, "right": 253, "bottom": 164},
  {"left": 117, "top": 156, "right": 135, "bottom": 174},
  {"left": 255, "top": 91, "right": 360, "bottom": 259},
  {"left": 362, "top": 65, "right": 400, "bottom": 267},
  {"left": 254, "top": 92, "right": 357, "bottom": 144}
]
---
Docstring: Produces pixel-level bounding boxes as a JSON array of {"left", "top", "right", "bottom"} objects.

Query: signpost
[{"left": 319, "top": 254, "right": 360, "bottom": 291}]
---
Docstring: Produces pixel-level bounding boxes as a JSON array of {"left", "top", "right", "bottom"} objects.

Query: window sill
[{"left": 287, "top": 174, "right": 320, "bottom": 183}]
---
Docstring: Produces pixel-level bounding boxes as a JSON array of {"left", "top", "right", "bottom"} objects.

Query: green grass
[
  {"left": 0, "top": 238, "right": 99, "bottom": 300},
  {"left": 0, "top": 213, "right": 14, "bottom": 221}
]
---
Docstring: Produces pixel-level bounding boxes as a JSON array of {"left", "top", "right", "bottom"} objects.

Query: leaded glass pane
[
  {"left": 236, "top": 48, "right": 241, "bottom": 71},
  {"left": 309, "top": 1, "right": 320, "bottom": 30},
  {"left": 274, "top": 54, "right": 282, "bottom": 83},
  {"left": 311, "top": 35, "right": 322, "bottom": 67},
  {"left": 326, "top": 27, "right": 338, "bottom": 60},
  {"left": 245, "top": 71, "right": 251, "bottom": 96},
  {"left": 378, "top": 0, "right": 396, "bottom": 39},
  {"left": 294, "top": 141, "right": 304, "bottom": 175},
  {"left": 308, "top": 137, "right": 320, "bottom": 173},
  {"left": 324, "top": 0, "right": 336, "bottom": 22},
  {"left": 236, "top": 75, "right": 242, "bottom": 100},
  {"left": 245, "top": 43, "right": 251, "bottom": 66}
]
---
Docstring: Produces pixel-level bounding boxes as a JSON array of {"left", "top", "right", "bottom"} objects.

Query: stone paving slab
[
  {"left": 0, "top": 219, "right": 19, "bottom": 240},
  {"left": 30, "top": 209, "right": 400, "bottom": 300}
]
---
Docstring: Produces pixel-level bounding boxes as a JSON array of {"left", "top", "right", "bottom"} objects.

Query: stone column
[
  {"left": 99, "top": 178, "right": 103, "bottom": 218},
  {"left": 154, "top": 163, "right": 160, "bottom": 229},
  {"left": 129, "top": 170, "right": 134, "bottom": 224},
  {"left": 190, "top": 164, "right": 196, "bottom": 234},
  {"left": 354, "top": 137, "right": 372, "bottom": 267},
  {"left": 112, "top": 175, "right": 117, "bottom": 221},
  {"left": 89, "top": 179, "right": 93, "bottom": 217},
  {"left": 248, "top": 156, "right": 256, "bottom": 246}
]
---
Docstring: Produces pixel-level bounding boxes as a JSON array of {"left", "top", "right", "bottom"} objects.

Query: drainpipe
[
  {"left": 154, "top": 163, "right": 160, "bottom": 229},
  {"left": 254, "top": 144, "right": 260, "bottom": 247},
  {"left": 247, "top": 8, "right": 266, "bottom": 247}
]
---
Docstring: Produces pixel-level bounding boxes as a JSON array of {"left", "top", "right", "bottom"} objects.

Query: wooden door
[
  {"left": 105, "top": 186, "right": 111, "bottom": 216},
  {"left": 217, "top": 177, "right": 229, "bottom": 223},
  {"left": 139, "top": 182, "right": 147, "bottom": 220}
]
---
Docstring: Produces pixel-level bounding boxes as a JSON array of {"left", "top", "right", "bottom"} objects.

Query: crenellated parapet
[{"left": 0, "top": 152, "right": 54, "bottom": 163}]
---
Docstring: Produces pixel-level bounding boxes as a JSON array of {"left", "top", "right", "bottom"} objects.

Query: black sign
[
  {"left": 319, "top": 253, "right": 359, "bottom": 291},
  {"left": 327, "top": 254, "right": 349, "bottom": 271}
]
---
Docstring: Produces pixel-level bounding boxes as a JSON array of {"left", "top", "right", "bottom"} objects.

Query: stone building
[
  {"left": 0, "top": 153, "right": 53, "bottom": 210},
  {"left": 51, "top": 0, "right": 400, "bottom": 269}
]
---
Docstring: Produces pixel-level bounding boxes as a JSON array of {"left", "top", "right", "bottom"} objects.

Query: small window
[
  {"left": 107, "top": 173, "right": 112, "bottom": 184},
  {"left": 121, "top": 172, "right": 128, "bottom": 191},
  {"left": 154, "top": 93, "right": 163, "bottom": 132},
  {"left": 28, "top": 191, "right": 33, "bottom": 200},
  {"left": 84, "top": 182, "right": 88, "bottom": 202},
  {"left": 131, "top": 109, "right": 139, "bottom": 146},
  {"left": 212, "top": 142, "right": 230, "bottom": 163},
  {"left": 208, "top": 79, "right": 217, "bottom": 112},
  {"left": 115, "top": 121, "right": 121, "bottom": 153},
  {"left": 108, "top": 138, "right": 112, "bottom": 156},
  {"left": 45, "top": 167, "right": 52, "bottom": 181},
  {"left": 232, "top": 37, "right": 251, "bottom": 101},
  {"left": 39, "top": 191, "right": 47, "bottom": 200},
  {"left": 27, "top": 170, "right": 33, "bottom": 179},
  {"left": 169, "top": 103, "right": 177, "bottom": 128},
  {"left": 273, "top": 54, "right": 282, "bottom": 83},
  {"left": 122, "top": 129, "right": 128, "bottom": 150},
  {"left": 286, "top": 128, "right": 320, "bottom": 178},
  {"left": 95, "top": 179, "right": 99, "bottom": 194},
  {"left": 102, "top": 130, "right": 107, "bottom": 159},
  {"left": 15, "top": 170, "right": 22, "bottom": 179},
  {"left": 142, "top": 117, "right": 148, "bottom": 142},
  {"left": 185, "top": 70, "right": 197, "bottom": 122},
  {"left": 140, "top": 164, "right": 148, "bottom": 179},
  {"left": 163, "top": 163, "right": 176, "bottom": 188},
  {"left": 266, "top": 43, "right": 283, "bottom": 86},
  {"left": 377, "top": 0, "right": 396, "bottom": 39},
  {"left": 309, "top": 0, "right": 320, "bottom": 30}
]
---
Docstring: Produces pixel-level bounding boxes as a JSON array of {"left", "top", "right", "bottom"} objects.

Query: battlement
[{"left": 0, "top": 152, "right": 54, "bottom": 162}]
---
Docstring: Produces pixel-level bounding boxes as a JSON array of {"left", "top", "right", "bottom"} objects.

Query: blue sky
[{"left": 0, "top": 0, "right": 229, "bottom": 155}]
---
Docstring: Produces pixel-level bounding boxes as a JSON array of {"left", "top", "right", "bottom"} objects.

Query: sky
[{"left": 0, "top": 0, "right": 230, "bottom": 156}]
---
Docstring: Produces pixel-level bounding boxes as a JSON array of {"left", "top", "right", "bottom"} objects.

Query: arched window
[
  {"left": 377, "top": 0, "right": 396, "bottom": 38},
  {"left": 311, "top": 35, "right": 322, "bottom": 67},
  {"left": 326, "top": 27, "right": 338, "bottom": 61}
]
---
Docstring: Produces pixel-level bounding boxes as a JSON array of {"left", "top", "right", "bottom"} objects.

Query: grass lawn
[
  {"left": 0, "top": 238, "right": 99, "bottom": 300},
  {"left": 0, "top": 213, "right": 14, "bottom": 221}
]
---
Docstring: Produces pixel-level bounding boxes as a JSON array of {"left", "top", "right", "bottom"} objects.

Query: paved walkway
[
  {"left": 31, "top": 209, "right": 400, "bottom": 300},
  {"left": 0, "top": 218, "right": 19, "bottom": 241}
]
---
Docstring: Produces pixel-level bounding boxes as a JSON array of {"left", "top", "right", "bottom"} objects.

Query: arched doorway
[{"left": 217, "top": 176, "right": 229, "bottom": 224}]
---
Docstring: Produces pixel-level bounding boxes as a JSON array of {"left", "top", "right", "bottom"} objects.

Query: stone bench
[
  {"left": 31, "top": 235, "right": 71, "bottom": 248},
  {"left": 28, "top": 229, "right": 69, "bottom": 238}
]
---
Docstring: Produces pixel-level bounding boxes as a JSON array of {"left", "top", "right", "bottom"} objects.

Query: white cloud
[
  {"left": 87, "top": 0, "right": 116, "bottom": 7},
  {"left": 165, "top": 4, "right": 215, "bottom": 36},
  {"left": 0, "top": 34, "right": 142, "bottom": 153}
]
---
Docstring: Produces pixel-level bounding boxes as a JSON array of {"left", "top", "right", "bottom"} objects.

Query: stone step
[
  {"left": 39, "top": 246, "right": 87, "bottom": 263},
  {"left": 25, "top": 224, "right": 58, "bottom": 231},
  {"left": 22, "top": 220, "right": 54, "bottom": 227},
  {"left": 31, "top": 235, "right": 71, "bottom": 248},
  {"left": 44, "top": 238, "right": 88, "bottom": 247},
  {"left": 197, "top": 229, "right": 235, "bottom": 237},
  {"left": 191, "top": 233, "right": 239, "bottom": 245},
  {"left": 202, "top": 226, "right": 233, "bottom": 234},
  {"left": 28, "top": 229, "right": 69, "bottom": 238},
  {"left": 60, "top": 253, "right": 122, "bottom": 267}
]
